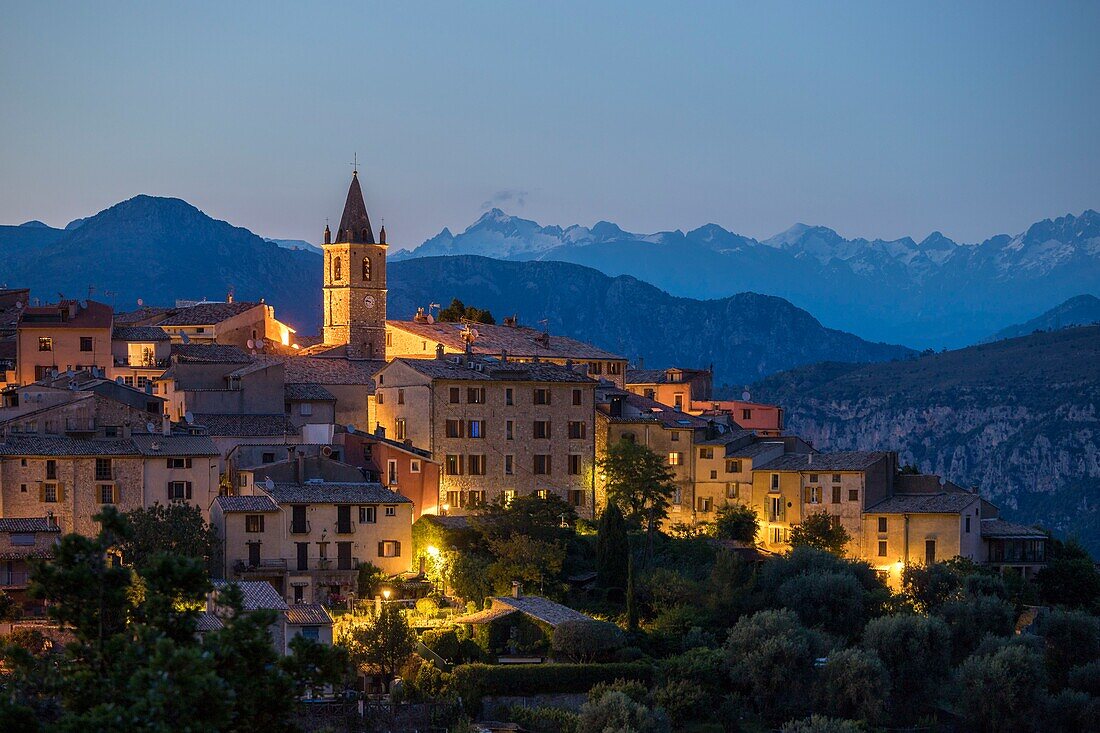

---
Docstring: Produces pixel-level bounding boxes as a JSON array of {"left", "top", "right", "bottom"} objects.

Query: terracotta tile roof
[
  {"left": 275, "top": 356, "right": 385, "bottom": 386},
  {"left": 495, "top": 596, "right": 593, "bottom": 627},
  {"left": 226, "top": 360, "right": 280, "bottom": 378},
  {"left": 980, "top": 518, "right": 1048, "bottom": 539},
  {"left": 130, "top": 434, "right": 220, "bottom": 457},
  {"left": 213, "top": 495, "right": 280, "bottom": 513},
  {"left": 18, "top": 300, "right": 113, "bottom": 330},
  {"left": 213, "top": 580, "right": 288, "bottom": 611},
  {"left": 724, "top": 441, "right": 788, "bottom": 459},
  {"left": 599, "top": 391, "right": 712, "bottom": 429},
  {"left": 452, "top": 606, "right": 517, "bottom": 625},
  {"left": 0, "top": 517, "right": 59, "bottom": 533},
  {"left": 284, "top": 383, "right": 336, "bottom": 401},
  {"left": 190, "top": 413, "right": 297, "bottom": 437},
  {"left": 755, "top": 451, "right": 889, "bottom": 472},
  {"left": 158, "top": 301, "right": 263, "bottom": 326},
  {"left": 626, "top": 367, "right": 709, "bottom": 385},
  {"left": 171, "top": 343, "right": 251, "bottom": 363},
  {"left": 394, "top": 356, "right": 596, "bottom": 384},
  {"left": 284, "top": 603, "right": 333, "bottom": 626},
  {"left": 196, "top": 611, "right": 224, "bottom": 632},
  {"left": 264, "top": 481, "right": 411, "bottom": 505},
  {"left": 389, "top": 320, "right": 624, "bottom": 361},
  {"left": 0, "top": 436, "right": 139, "bottom": 457},
  {"left": 866, "top": 492, "right": 979, "bottom": 514},
  {"left": 114, "top": 306, "right": 173, "bottom": 325},
  {"left": 112, "top": 326, "right": 170, "bottom": 341}
]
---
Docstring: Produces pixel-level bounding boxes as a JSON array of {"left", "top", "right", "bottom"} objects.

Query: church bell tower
[{"left": 322, "top": 169, "right": 388, "bottom": 359}]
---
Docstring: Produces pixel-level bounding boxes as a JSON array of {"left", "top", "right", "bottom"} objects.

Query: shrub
[
  {"left": 577, "top": 690, "right": 670, "bottom": 733},
  {"left": 506, "top": 705, "right": 579, "bottom": 733},
  {"left": 780, "top": 715, "right": 865, "bottom": 733},
  {"left": 861, "top": 614, "right": 951, "bottom": 723},
  {"left": 1043, "top": 689, "right": 1100, "bottom": 733},
  {"left": 448, "top": 662, "right": 654, "bottom": 714},
  {"left": 723, "top": 609, "right": 820, "bottom": 722},
  {"left": 551, "top": 620, "right": 626, "bottom": 663},
  {"left": 415, "top": 597, "right": 439, "bottom": 616},
  {"left": 955, "top": 644, "right": 1047, "bottom": 733},
  {"left": 777, "top": 571, "right": 867, "bottom": 638},
  {"left": 938, "top": 594, "right": 1016, "bottom": 662},
  {"left": 420, "top": 628, "right": 462, "bottom": 662},
  {"left": 814, "top": 648, "right": 888, "bottom": 724},
  {"left": 652, "top": 678, "right": 709, "bottom": 723},
  {"left": 587, "top": 677, "right": 650, "bottom": 704},
  {"left": 1036, "top": 609, "right": 1100, "bottom": 688},
  {"left": 714, "top": 503, "right": 759, "bottom": 543},
  {"left": 1067, "top": 660, "right": 1100, "bottom": 696}
]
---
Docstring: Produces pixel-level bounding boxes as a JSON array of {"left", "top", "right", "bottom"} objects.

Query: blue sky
[{"left": 1, "top": 1, "right": 1097, "bottom": 248}]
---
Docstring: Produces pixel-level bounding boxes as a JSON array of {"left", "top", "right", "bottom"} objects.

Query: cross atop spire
[{"left": 335, "top": 168, "right": 374, "bottom": 244}]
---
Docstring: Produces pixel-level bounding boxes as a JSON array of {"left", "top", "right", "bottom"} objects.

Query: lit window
[
  {"left": 668, "top": 452, "right": 683, "bottom": 466},
  {"left": 38, "top": 337, "right": 53, "bottom": 352},
  {"left": 410, "top": 459, "right": 421, "bottom": 474},
  {"left": 246, "top": 515, "right": 265, "bottom": 533},
  {"left": 379, "top": 540, "right": 401, "bottom": 557}
]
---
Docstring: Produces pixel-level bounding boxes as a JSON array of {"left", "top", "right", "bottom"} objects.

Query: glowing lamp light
[
  {"left": 382, "top": 589, "right": 392, "bottom": 600},
  {"left": 426, "top": 545, "right": 441, "bottom": 558}
]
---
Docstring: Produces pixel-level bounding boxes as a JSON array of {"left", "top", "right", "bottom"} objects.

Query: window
[
  {"left": 506, "top": 420, "right": 514, "bottom": 440},
  {"left": 335, "top": 539, "right": 352, "bottom": 569},
  {"left": 395, "top": 418, "right": 407, "bottom": 441},
  {"left": 710, "top": 470, "right": 718, "bottom": 479},
  {"left": 362, "top": 256, "right": 371, "bottom": 281},
  {"left": 673, "top": 487, "right": 683, "bottom": 505},
  {"left": 46, "top": 459, "right": 57, "bottom": 480},
  {"left": 377, "top": 390, "right": 384, "bottom": 405},
  {"left": 848, "top": 489, "right": 859, "bottom": 502},
  {"left": 387, "top": 459, "right": 398, "bottom": 484},
  {"left": 533, "top": 388, "right": 551, "bottom": 405},
  {"left": 467, "top": 387, "right": 486, "bottom": 404},
  {"left": 806, "top": 486, "right": 822, "bottom": 504},
  {"left": 333, "top": 256, "right": 342, "bottom": 280},
  {"left": 534, "top": 489, "right": 549, "bottom": 500},
  {"left": 533, "top": 420, "right": 551, "bottom": 439},
  {"left": 771, "top": 527, "right": 786, "bottom": 544},
  {"left": 38, "top": 337, "right": 52, "bottom": 352},
  {"left": 878, "top": 517, "right": 888, "bottom": 533},
  {"left": 468, "top": 420, "right": 484, "bottom": 438},
  {"left": 296, "top": 543, "right": 309, "bottom": 571},
  {"left": 699, "top": 447, "right": 714, "bottom": 459},
  {"left": 167, "top": 457, "right": 192, "bottom": 469},
  {"left": 136, "top": 376, "right": 149, "bottom": 390},
  {"left": 505, "top": 388, "right": 514, "bottom": 405},
  {"left": 168, "top": 481, "right": 191, "bottom": 501},
  {"left": 674, "top": 394, "right": 684, "bottom": 411},
  {"left": 965, "top": 516, "right": 971, "bottom": 533},
  {"left": 877, "top": 540, "right": 888, "bottom": 557},
  {"left": 644, "top": 388, "right": 655, "bottom": 399},
  {"left": 533, "top": 454, "right": 552, "bottom": 475},
  {"left": 770, "top": 473, "right": 780, "bottom": 491},
  {"left": 248, "top": 542, "right": 261, "bottom": 566},
  {"left": 572, "top": 389, "right": 582, "bottom": 406},
  {"left": 726, "top": 483, "right": 739, "bottom": 499},
  {"left": 503, "top": 489, "right": 516, "bottom": 505},
  {"left": 80, "top": 336, "right": 93, "bottom": 352},
  {"left": 43, "top": 483, "right": 58, "bottom": 503},
  {"left": 832, "top": 474, "right": 842, "bottom": 483},
  {"left": 301, "top": 625, "right": 320, "bottom": 640},
  {"left": 832, "top": 485, "right": 841, "bottom": 504},
  {"left": 337, "top": 505, "right": 352, "bottom": 533},
  {"left": 568, "top": 454, "right": 581, "bottom": 475},
  {"left": 569, "top": 489, "right": 586, "bottom": 507},
  {"left": 698, "top": 497, "right": 712, "bottom": 513},
  {"left": 465, "top": 491, "right": 485, "bottom": 507},
  {"left": 808, "top": 474, "right": 819, "bottom": 483},
  {"left": 445, "top": 419, "right": 464, "bottom": 438},
  {"left": 299, "top": 402, "right": 313, "bottom": 416},
  {"left": 291, "top": 505, "right": 309, "bottom": 533},
  {"left": 95, "top": 458, "right": 112, "bottom": 481},
  {"left": 449, "top": 387, "right": 460, "bottom": 404},
  {"left": 359, "top": 506, "right": 376, "bottom": 524},
  {"left": 397, "top": 388, "right": 405, "bottom": 405},
  {"left": 99, "top": 484, "right": 114, "bottom": 504},
  {"left": 925, "top": 539, "right": 937, "bottom": 564},
  {"left": 445, "top": 454, "right": 463, "bottom": 475},
  {"left": 504, "top": 454, "right": 514, "bottom": 475},
  {"left": 568, "top": 421, "right": 587, "bottom": 439},
  {"left": 670, "top": 431, "right": 680, "bottom": 442},
  {"left": 726, "top": 459, "right": 742, "bottom": 474},
  {"left": 607, "top": 362, "right": 622, "bottom": 375},
  {"left": 467, "top": 454, "right": 486, "bottom": 475},
  {"left": 768, "top": 496, "right": 783, "bottom": 521},
  {"left": 446, "top": 490, "right": 461, "bottom": 508},
  {"left": 589, "top": 361, "right": 603, "bottom": 375},
  {"left": 11, "top": 533, "right": 34, "bottom": 546},
  {"left": 246, "top": 515, "right": 265, "bottom": 533},
  {"left": 668, "top": 452, "right": 683, "bottom": 466},
  {"left": 410, "top": 459, "right": 421, "bottom": 473},
  {"left": 742, "top": 408, "right": 752, "bottom": 421},
  {"left": 378, "top": 540, "right": 401, "bottom": 558}
]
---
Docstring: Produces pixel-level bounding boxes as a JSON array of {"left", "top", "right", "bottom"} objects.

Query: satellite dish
[
  {"left": 184, "top": 411, "right": 194, "bottom": 425},
  {"left": 246, "top": 339, "right": 255, "bottom": 349},
  {"left": 115, "top": 376, "right": 124, "bottom": 384},
  {"left": 146, "top": 422, "right": 156, "bottom": 434},
  {"left": 14, "top": 301, "right": 22, "bottom": 309},
  {"left": 742, "top": 390, "right": 751, "bottom": 401},
  {"left": 137, "top": 298, "right": 144, "bottom": 306},
  {"left": 426, "top": 314, "right": 434, "bottom": 324},
  {"left": 346, "top": 424, "right": 357, "bottom": 434},
  {"left": 79, "top": 300, "right": 88, "bottom": 309},
  {"left": 470, "top": 328, "right": 479, "bottom": 340},
  {"left": 180, "top": 332, "right": 190, "bottom": 344},
  {"left": 66, "top": 369, "right": 74, "bottom": 377},
  {"left": 250, "top": 349, "right": 257, "bottom": 355},
  {"left": 264, "top": 477, "right": 275, "bottom": 492}
]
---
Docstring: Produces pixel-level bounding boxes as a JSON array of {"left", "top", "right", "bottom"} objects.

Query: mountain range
[
  {"left": 395, "top": 208, "right": 1100, "bottom": 348},
  {"left": 751, "top": 325, "right": 1100, "bottom": 555},
  {"left": 985, "top": 294, "right": 1100, "bottom": 342}
]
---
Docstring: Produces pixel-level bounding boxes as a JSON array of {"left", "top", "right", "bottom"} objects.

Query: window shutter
[
  {"left": 57, "top": 483, "right": 66, "bottom": 503},
  {"left": 185, "top": 481, "right": 192, "bottom": 500},
  {"left": 112, "top": 485, "right": 120, "bottom": 504},
  {"left": 168, "top": 482, "right": 173, "bottom": 500},
  {"left": 38, "top": 483, "right": 45, "bottom": 502},
  {"left": 394, "top": 541, "right": 401, "bottom": 557},
  {"left": 377, "top": 542, "right": 384, "bottom": 557}
]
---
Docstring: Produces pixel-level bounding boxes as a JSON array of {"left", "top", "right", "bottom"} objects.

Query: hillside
[
  {"left": 387, "top": 256, "right": 912, "bottom": 386},
  {"left": 985, "top": 294, "right": 1100, "bottom": 342},
  {"left": 751, "top": 326, "right": 1100, "bottom": 552},
  {"left": 396, "top": 208, "right": 1100, "bottom": 348}
]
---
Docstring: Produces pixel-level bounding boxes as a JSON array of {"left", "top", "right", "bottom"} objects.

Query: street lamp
[{"left": 382, "top": 588, "right": 391, "bottom": 601}]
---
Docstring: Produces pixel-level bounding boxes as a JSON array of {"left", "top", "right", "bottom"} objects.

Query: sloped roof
[
  {"left": 130, "top": 434, "right": 220, "bottom": 457},
  {"left": 981, "top": 518, "right": 1048, "bottom": 539},
  {"left": 389, "top": 320, "right": 624, "bottom": 361},
  {"left": 755, "top": 452, "right": 888, "bottom": 472},
  {"left": 277, "top": 356, "right": 384, "bottom": 386},
  {"left": 158, "top": 301, "right": 263, "bottom": 326},
  {"left": 335, "top": 171, "right": 375, "bottom": 244},
  {"left": 0, "top": 436, "right": 138, "bottom": 457},
  {"left": 213, "top": 495, "right": 280, "bottom": 513},
  {"left": 112, "top": 325, "right": 170, "bottom": 341},
  {"left": 452, "top": 605, "right": 516, "bottom": 625},
  {"left": 213, "top": 580, "right": 288, "bottom": 611},
  {"left": 394, "top": 356, "right": 595, "bottom": 384},
  {"left": 190, "top": 413, "right": 296, "bottom": 437},
  {"left": 196, "top": 611, "right": 225, "bottom": 632},
  {"left": 867, "top": 492, "right": 979, "bottom": 514},
  {"left": 725, "top": 441, "right": 788, "bottom": 459},
  {"left": 626, "top": 367, "right": 709, "bottom": 385},
  {"left": 171, "top": 343, "right": 251, "bottom": 363},
  {"left": 18, "top": 300, "right": 113, "bottom": 330},
  {"left": 284, "top": 383, "right": 337, "bottom": 401},
  {"left": 453, "top": 595, "right": 594, "bottom": 628},
  {"left": 284, "top": 603, "right": 334, "bottom": 626},
  {"left": 0, "top": 517, "right": 59, "bottom": 533},
  {"left": 114, "top": 306, "right": 173, "bottom": 325},
  {"left": 264, "top": 482, "right": 411, "bottom": 505}
]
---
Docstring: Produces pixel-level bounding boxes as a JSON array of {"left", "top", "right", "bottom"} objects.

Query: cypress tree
[{"left": 596, "top": 503, "right": 629, "bottom": 589}]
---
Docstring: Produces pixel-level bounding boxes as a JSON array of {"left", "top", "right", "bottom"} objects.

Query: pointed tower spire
[{"left": 335, "top": 171, "right": 375, "bottom": 244}]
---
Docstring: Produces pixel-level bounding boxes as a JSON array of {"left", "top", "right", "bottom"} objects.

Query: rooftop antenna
[
  {"left": 350, "top": 152, "right": 359, "bottom": 175},
  {"left": 428, "top": 302, "right": 441, "bottom": 319}
]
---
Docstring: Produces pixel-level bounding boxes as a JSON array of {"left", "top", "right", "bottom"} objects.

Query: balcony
[
  {"left": 313, "top": 557, "right": 359, "bottom": 573},
  {"left": 289, "top": 520, "right": 311, "bottom": 535},
  {"left": 335, "top": 522, "right": 355, "bottom": 535},
  {"left": 234, "top": 558, "right": 288, "bottom": 575}
]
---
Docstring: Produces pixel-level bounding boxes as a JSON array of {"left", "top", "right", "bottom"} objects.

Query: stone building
[
  {"left": 122, "top": 300, "right": 295, "bottom": 350},
  {"left": 0, "top": 516, "right": 60, "bottom": 617},
  {"left": 108, "top": 325, "right": 171, "bottom": 389},
  {"left": 15, "top": 300, "right": 114, "bottom": 385},
  {"left": 373, "top": 354, "right": 598, "bottom": 516},
  {"left": 625, "top": 366, "right": 713, "bottom": 409}
]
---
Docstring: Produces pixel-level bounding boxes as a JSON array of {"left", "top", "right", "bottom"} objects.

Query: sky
[{"left": 1, "top": 1, "right": 1098, "bottom": 249}]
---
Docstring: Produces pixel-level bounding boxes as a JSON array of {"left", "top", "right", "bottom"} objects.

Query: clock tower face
[{"left": 364, "top": 295, "right": 375, "bottom": 309}]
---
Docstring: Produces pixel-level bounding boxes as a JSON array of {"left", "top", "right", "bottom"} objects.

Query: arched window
[
  {"left": 362, "top": 256, "right": 371, "bottom": 281},
  {"left": 333, "top": 256, "right": 342, "bottom": 281}
]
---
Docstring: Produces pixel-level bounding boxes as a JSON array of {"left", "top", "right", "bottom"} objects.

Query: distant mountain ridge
[
  {"left": 985, "top": 295, "right": 1100, "bottom": 342},
  {"left": 396, "top": 208, "right": 1100, "bottom": 348},
  {"left": 751, "top": 325, "right": 1100, "bottom": 553}
]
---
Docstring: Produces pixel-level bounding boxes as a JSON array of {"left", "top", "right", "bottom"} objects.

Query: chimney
[
  {"left": 374, "top": 424, "right": 386, "bottom": 439},
  {"left": 435, "top": 343, "right": 445, "bottom": 359},
  {"left": 808, "top": 454, "right": 813, "bottom": 466},
  {"left": 161, "top": 413, "right": 171, "bottom": 436},
  {"left": 227, "top": 290, "right": 234, "bottom": 304},
  {"left": 500, "top": 348, "right": 508, "bottom": 364},
  {"left": 68, "top": 301, "right": 78, "bottom": 319},
  {"left": 296, "top": 450, "right": 305, "bottom": 484},
  {"left": 512, "top": 581, "right": 521, "bottom": 599},
  {"left": 638, "top": 356, "right": 645, "bottom": 370}
]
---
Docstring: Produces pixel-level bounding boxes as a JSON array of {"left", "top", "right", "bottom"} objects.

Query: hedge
[{"left": 450, "top": 662, "right": 655, "bottom": 713}]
